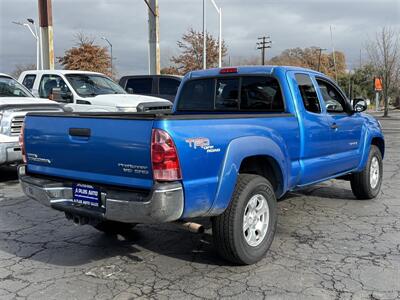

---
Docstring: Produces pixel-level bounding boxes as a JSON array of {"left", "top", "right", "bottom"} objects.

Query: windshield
[
  {"left": 65, "top": 74, "right": 126, "bottom": 97},
  {"left": 0, "top": 76, "right": 34, "bottom": 98}
]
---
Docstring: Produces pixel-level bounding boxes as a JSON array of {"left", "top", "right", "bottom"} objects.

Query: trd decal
[{"left": 185, "top": 137, "right": 221, "bottom": 153}]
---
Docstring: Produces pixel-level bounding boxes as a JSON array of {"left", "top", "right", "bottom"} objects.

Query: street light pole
[
  {"left": 27, "top": 18, "right": 42, "bottom": 70},
  {"left": 203, "top": 0, "right": 222, "bottom": 69},
  {"left": 210, "top": 0, "right": 222, "bottom": 68},
  {"left": 203, "top": 0, "right": 207, "bottom": 69},
  {"left": 316, "top": 47, "right": 327, "bottom": 72},
  {"left": 101, "top": 37, "right": 113, "bottom": 74},
  {"left": 12, "top": 20, "right": 40, "bottom": 70}
]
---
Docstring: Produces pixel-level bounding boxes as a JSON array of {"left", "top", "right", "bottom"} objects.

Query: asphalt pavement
[{"left": 0, "top": 111, "right": 399, "bottom": 299}]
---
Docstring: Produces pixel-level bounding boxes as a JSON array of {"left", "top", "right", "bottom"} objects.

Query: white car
[
  {"left": 18, "top": 70, "right": 172, "bottom": 112},
  {"left": 0, "top": 73, "right": 64, "bottom": 166}
]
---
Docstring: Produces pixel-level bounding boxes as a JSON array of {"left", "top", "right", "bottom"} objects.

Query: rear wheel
[
  {"left": 212, "top": 174, "right": 277, "bottom": 265},
  {"left": 350, "top": 145, "right": 383, "bottom": 199},
  {"left": 93, "top": 220, "right": 136, "bottom": 234}
]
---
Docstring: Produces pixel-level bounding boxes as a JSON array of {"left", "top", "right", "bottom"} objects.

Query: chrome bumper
[
  {"left": 0, "top": 140, "right": 22, "bottom": 165},
  {"left": 18, "top": 165, "right": 184, "bottom": 224}
]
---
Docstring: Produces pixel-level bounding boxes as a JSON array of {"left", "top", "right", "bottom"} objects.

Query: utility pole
[
  {"left": 316, "top": 47, "right": 327, "bottom": 72},
  {"left": 144, "top": 0, "right": 160, "bottom": 75},
  {"left": 257, "top": 36, "right": 271, "bottom": 65},
  {"left": 38, "top": 0, "right": 54, "bottom": 70}
]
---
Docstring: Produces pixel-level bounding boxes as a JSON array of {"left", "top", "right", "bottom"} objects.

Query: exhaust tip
[{"left": 176, "top": 222, "right": 204, "bottom": 234}]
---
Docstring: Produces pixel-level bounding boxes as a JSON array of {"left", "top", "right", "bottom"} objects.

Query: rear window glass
[
  {"left": 22, "top": 74, "right": 36, "bottom": 90},
  {"left": 126, "top": 78, "right": 153, "bottom": 94},
  {"left": 177, "top": 76, "right": 284, "bottom": 112},
  {"left": 177, "top": 78, "right": 214, "bottom": 110},
  {"left": 215, "top": 78, "right": 239, "bottom": 110},
  {"left": 241, "top": 76, "right": 284, "bottom": 111}
]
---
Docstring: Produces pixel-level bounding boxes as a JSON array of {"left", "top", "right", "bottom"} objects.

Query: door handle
[
  {"left": 69, "top": 128, "right": 91, "bottom": 137},
  {"left": 330, "top": 123, "right": 339, "bottom": 130},
  {"left": 76, "top": 100, "right": 91, "bottom": 105}
]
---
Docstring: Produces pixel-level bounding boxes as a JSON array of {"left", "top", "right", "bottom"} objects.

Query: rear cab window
[
  {"left": 159, "top": 78, "right": 180, "bottom": 96},
  {"left": 22, "top": 74, "right": 36, "bottom": 91},
  {"left": 177, "top": 76, "right": 285, "bottom": 113}
]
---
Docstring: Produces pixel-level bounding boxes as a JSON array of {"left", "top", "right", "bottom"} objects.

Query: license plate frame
[{"left": 72, "top": 183, "right": 101, "bottom": 208}]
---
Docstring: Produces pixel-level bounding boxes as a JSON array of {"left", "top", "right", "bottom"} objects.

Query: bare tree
[
  {"left": 366, "top": 27, "right": 400, "bottom": 117},
  {"left": 10, "top": 64, "right": 36, "bottom": 79},
  {"left": 268, "top": 47, "right": 347, "bottom": 79}
]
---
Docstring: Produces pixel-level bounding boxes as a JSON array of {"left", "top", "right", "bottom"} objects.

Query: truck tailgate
[{"left": 24, "top": 114, "right": 154, "bottom": 189}]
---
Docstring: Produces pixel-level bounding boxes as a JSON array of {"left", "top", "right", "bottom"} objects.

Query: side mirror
[
  {"left": 127, "top": 87, "right": 134, "bottom": 94},
  {"left": 51, "top": 88, "right": 73, "bottom": 103},
  {"left": 353, "top": 99, "right": 367, "bottom": 113}
]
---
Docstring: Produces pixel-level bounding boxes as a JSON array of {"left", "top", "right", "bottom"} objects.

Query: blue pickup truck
[{"left": 19, "top": 66, "right": 384, "bottom": 265}]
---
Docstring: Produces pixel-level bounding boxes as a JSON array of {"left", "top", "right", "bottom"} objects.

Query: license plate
[{"left": 72, "top": 183, "right": 100, "bottom": 207}]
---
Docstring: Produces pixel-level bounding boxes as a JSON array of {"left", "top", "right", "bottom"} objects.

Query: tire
[
  {"left": 93, "top": 220, "right": 136, "bottom": 234},
  {"left": 212, "top": 174, "right": 277, "bottom": 265},
  {"left": 350, "top": 145, "right": 383, "bottom": 200}
]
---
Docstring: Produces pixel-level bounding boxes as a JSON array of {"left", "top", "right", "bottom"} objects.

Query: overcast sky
[{"left": 0, "top": 0, "right": 399, "bottom": 77}]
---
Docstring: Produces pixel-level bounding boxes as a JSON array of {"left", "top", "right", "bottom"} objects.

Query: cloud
[{"left": 0, "top": 0, "right": 399, "bottom": 76}]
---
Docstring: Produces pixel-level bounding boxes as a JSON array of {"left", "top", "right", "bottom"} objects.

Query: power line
[{"left": 257, "top": 36, "right": 271, "bottom": 65}]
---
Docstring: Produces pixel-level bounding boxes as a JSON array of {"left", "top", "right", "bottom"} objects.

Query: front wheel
[
  {"left": 350, "top": 145, "right": 383, "bottom": 199},
  {"left": 212, "top": 174, "right": 277, "bottom": 265}
]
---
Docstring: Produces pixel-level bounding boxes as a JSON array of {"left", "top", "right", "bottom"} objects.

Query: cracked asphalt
[{"left": 0, "top": 112, "right": 399, "bottom": 300}]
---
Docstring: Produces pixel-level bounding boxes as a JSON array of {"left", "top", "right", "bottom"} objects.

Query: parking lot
[{"left": 0, "top": 111, "right": 399, "bottom": 300}]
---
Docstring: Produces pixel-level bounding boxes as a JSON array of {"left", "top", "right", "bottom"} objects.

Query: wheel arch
[
  {"left": 371, "top": 136, "right": 385, "bottom": 158},
  {"left": 206, "top": 135, "right": 288, "bottom": 216},
  {"left": 357, "top": 132, "right": 385, "bottom": 172},
  {"left": 239, "top": 155, "right": 284, "bottom": 197}
]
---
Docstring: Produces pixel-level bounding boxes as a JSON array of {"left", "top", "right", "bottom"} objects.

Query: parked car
[
  {"left": 119, "top": 75, "right": 182, "bottom": 102},
  {"left": 18, "top": 66, "right": 384, "bottom": 265},
  {"left": 0, "top": 73, "right": 63, "bottom": 166},
  {"left": 19, "top": 70, "right": 172, "bottom": 112}
]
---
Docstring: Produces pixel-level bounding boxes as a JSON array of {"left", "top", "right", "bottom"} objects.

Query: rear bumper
[{"left": 18, "top": 165, "right": 184, "bottom": 224}]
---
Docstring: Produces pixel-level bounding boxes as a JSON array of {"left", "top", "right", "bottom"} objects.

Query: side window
[
  {"left": 215, "top": 78, "right": 239, "bottom": 110},
  {"left": 241, "top": 76, "right": 284, "bottom": 111},
  {"left": 39, "top": 75, "right": 70, "bottom": 99},
  {"left": 126, "top": 78, "right": 152, "bottom": 94},
  {"left": 295, "top": 74, "right": 321, "bottom": 113},
  {"left": 316, "top": 79, "right": 346, "bottom": 113},
  {"left": 159, "top": 78, "right": 180, "bottom": 96},
  {"left": 22, "top": 75, "right": 36, "bottom": 91}
]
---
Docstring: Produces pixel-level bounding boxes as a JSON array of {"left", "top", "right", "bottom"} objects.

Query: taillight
[
  {"left": 19, "top": 123, "right": 26, "bottom": 163},
  {"left": 151, "top": 129, "right": 181, "bottom": 181}
]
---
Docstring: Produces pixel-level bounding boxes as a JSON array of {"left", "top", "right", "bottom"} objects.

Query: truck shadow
[
  {"left": 0, "top": 182, "right": 357, "bottom": 268},
  {"left": 0, "top": 166, "right": 18, "bottom": 182},
  {"left": 284, "top": 181, "right": 356, "bottom": 201}
]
